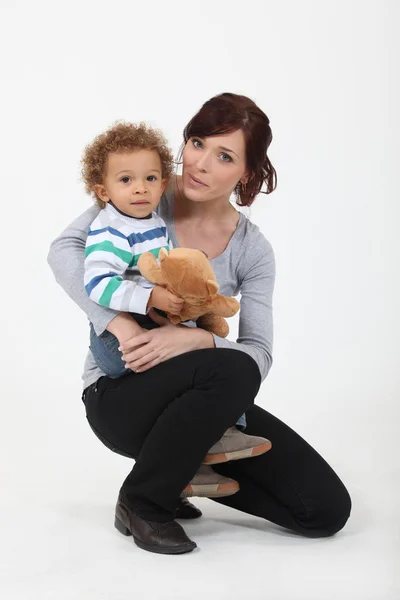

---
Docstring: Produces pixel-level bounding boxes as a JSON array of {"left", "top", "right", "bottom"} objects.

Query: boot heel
[{"left": 114, "top": 516, "right": 132, "bottom": 536}]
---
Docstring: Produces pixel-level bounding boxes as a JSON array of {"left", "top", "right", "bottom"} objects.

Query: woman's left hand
[{"left": 118, "top": 309, "right": 213, "bottom": 373}]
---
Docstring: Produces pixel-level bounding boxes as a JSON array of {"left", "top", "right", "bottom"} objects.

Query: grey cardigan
[{"left": 48, "top": 188, "right": 276, "bottom": 388}]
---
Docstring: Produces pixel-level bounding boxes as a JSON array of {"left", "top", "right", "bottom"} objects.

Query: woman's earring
[{"left": 241, "top": 182, "right": 247, "bottom": 193}]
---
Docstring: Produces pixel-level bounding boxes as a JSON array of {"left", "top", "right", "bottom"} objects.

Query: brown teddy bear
[{"left": 137, "top": 248, "right": 240, "bottom": 337}]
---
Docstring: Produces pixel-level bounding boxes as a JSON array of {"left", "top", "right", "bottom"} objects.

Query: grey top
[{"left": 47, "top": 186, "right": 276, "bottom": 388}]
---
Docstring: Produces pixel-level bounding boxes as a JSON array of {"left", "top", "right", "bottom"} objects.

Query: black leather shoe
[
  {"left": 175, "top": 497, "right": 203, "bottom": 519},
  {"left": 115, "top": 498, "right": 197, "bottom": 555}
]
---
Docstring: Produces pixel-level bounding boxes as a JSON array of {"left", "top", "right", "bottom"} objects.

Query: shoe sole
[
  {"left": 181, "top": 481, "right": 239, "bottom": 498},
  {"left": 202, "top": 440, "right": 272, "bottom": 465},
  {"left": 114, "top": 516, "right": 197, "bottom": 555},
  {"left": 175, "top": 509, "right": 202, "bottom": 520}
]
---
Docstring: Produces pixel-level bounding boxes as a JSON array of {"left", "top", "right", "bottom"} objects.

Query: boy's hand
[{"left": 147, "top": 285, "right": 184, "bottom": 316}]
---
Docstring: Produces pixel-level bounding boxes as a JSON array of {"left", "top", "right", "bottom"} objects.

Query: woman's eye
[
  {"left": 192, "top": 139, "right": 203, "bottom": 149},
  {"left": 147, "top": 175, "right": 157, "bottom": 182},
  {"left": 121, "top": 176, "right": 131, "bottom": 183},
  {"left": 220, "top": 153, "right": 233, "bottom": 163}
]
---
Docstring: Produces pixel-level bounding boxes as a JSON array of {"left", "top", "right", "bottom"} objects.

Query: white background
[{"left": 0, "top": 1, "right": 399, "bottom": 598}]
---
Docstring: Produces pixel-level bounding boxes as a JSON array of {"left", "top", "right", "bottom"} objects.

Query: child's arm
[
  {"left": 84, "top": 226, "right": 183, "bottom": 315},
  {"left": 84, "top": 227, "right": 153, "bottom": 314}
]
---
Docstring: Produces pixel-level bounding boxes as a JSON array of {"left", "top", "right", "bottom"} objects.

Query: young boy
[{"left": 81, "top": 122, "right": 271, "bottom": 498}]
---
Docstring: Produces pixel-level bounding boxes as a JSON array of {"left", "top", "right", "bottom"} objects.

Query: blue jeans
[{"left": 89, "top": 320, "right": 247, "bottom": 430}]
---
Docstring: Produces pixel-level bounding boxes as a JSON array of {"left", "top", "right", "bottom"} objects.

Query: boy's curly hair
[{"left": 81, "top": 121, "right": 175, "bottom": 208}]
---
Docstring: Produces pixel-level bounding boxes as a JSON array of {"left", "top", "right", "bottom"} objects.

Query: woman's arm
[
  {"left": 47, "top": 206, "right": 120, "bottom": 335},
  {"left": 211, "top": 234, "right": 275, "bottom": 382},
  {"left": 119, "top": 310, "right": 215, "bottom": 372}
]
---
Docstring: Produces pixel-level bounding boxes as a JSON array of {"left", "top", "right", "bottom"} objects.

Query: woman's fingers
[
  {"left": 118, "top": 332, "right": 151, "bottom": 352},
  {"left": 128, "top": 350, "right": 160, "bottom": 372},
  {"left": 135, "top": 358, "right": 160, "bottom": 373},
  {"left": 121, "top": 343, "right": 153, "bottom": 364}
]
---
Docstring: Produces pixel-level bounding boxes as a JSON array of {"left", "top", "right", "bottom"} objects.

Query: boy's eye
[
  {"left": 147, "top": 175, "right": 157, "bottom": 182},
  {"left": 121, "top": 176, "right": 131, "bottom": 183}
]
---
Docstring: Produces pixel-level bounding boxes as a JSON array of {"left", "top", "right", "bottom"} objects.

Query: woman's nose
[{"left": 195, "top": 152, "right": 210, "bottom": 172}]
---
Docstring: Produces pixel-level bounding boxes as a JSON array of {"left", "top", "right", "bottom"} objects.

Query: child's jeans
[{"left": 89, "top": 319, "right": 247, "bottom": 430}]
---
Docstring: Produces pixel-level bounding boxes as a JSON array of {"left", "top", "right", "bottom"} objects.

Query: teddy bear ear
[
  {"left": 206, "top": 279, "right": 219, "bottom": 295},
  {"left": 159, "top": 248, "right": 169, "bottom": 262}
]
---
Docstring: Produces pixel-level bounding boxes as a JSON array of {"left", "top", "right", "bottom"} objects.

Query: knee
[
  {"left": 213, "top": 349, "right": 261, "bottom": 395},
  {"left": 192, "top": 349, "right": 261, "bottom": 421},
  {"left": 295, "top": 485, "right": 352, "bottom": 538}
]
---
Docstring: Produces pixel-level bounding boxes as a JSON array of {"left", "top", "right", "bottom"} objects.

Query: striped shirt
[{"left": 84, "top": 203, "right": 173, "bottom": 314}]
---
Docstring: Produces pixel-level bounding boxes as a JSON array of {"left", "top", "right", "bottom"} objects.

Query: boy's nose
[{"left": 134, "top": 181, "right": 147, "bottom": 193}]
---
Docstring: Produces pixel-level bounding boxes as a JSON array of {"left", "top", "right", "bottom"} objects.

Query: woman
[{"left": 48, "top": 93, "right": 351, "bottom": 555}]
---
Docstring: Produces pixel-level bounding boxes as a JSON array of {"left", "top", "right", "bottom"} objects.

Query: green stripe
[
  {"left": 130, "top": 246, "right": 169, "bottom": 267},
  {"left": 99, "top": 277, "right": 123, "bottom": 307},
  {"left": 85, "top": 241, "right": 132, "bottom": 265}
]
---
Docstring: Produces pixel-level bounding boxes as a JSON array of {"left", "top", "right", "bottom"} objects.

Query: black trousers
[{"left": 82, "top": 348, "right": 351, "bottom": 535}]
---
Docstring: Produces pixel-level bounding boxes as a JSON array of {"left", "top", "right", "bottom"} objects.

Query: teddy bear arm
[
  {"left": 210, "top": 295, "right": 240, "bottom": 317},
  {"left": 137, "top": 252, "right": 167, "bottom": 285},
  {"left": 197, "top": 313, "right": 229, "bottom": 338}
]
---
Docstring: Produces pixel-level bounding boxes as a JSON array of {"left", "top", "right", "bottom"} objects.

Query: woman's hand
[{"left": 119, "top": 309, "right": 214, "bottom": 373}]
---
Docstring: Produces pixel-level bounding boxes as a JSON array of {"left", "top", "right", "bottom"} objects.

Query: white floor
[{"left": 1, "top": 421, "right": 399, "bottom": 600}]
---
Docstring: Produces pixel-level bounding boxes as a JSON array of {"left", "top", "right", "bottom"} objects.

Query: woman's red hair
[{"left": 182, "top": 93, "right": 277, "bottom": 207}]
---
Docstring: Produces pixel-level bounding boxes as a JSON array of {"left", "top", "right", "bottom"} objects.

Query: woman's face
[{"left": 181, "top": 128, "right": 248, "bottom": 202}]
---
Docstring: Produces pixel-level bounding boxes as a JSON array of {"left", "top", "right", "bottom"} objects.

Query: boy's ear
[
  {"left": 160, "top": 179, "right": 168, "bottom": 194},
  {"left": 93, "top": 184, "right": 109, "bottom": 203}
]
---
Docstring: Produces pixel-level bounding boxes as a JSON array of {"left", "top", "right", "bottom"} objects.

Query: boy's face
[{"left": 94, "top": 150, "right": 167, "bottom": 218}]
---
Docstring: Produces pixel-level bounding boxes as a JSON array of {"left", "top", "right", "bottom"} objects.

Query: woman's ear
[
  {"left": 240, "top": 170, "right": 254, "bottom": 185},
  {"left": 93, "top": 184, "right": 109, "bottom": 203},
  {"left": 240, "top": 172, "right": 249, "bottom": 185}
]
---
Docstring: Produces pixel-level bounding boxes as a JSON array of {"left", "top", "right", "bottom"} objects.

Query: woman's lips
[{"left": 188, "top": 173, "right": 207, "bottom": 187}]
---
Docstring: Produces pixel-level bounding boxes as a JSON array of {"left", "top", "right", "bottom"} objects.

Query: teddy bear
[{"left": 137, "top": 247, "right": 240, "bottom": 338}]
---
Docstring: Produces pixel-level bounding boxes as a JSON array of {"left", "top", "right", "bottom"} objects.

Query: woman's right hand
[{"left": 147, "top": 286, "right": 184, "bottom": 316}]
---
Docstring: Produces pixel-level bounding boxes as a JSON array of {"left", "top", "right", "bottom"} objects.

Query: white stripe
[
  {"left": 84, "top": 264, "right": 120, "bottom": 287},
  {"left": 106, "top": 280, "right": 137, "bottom": 310},
  {"left": 85, "top": 250, "right": 130, "bottom": 273},
  {"left": 87, "top": 275, "right": 111, "bottom": 303},
  {"left": 86, "top": 229, "right": 130, "bottom": 253},
  {"left": 129, "top": 237, "right": 169, "bottom": 255}
]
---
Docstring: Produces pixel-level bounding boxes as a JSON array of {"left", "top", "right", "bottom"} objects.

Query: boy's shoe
[
  {"left": 203, "top": 427, "right": 272, "bottom": 465},
  {"left": 175, "top": 498, "right": 202, "bottom": 519},
  {"left": 181, "top": 464, "right": 239, "bottom": 498}
]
